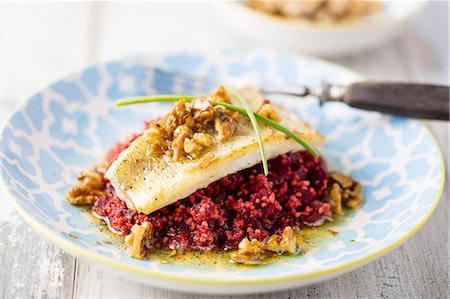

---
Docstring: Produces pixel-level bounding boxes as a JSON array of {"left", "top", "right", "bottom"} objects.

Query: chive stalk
[
  {"left": 223, "top": 86, "right": 268, "bottom": 176},
  {"left": 116, "top": 95, "right": 196, "bottom": 105}
]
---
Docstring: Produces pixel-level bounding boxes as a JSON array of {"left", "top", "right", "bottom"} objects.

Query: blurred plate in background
[{"left": 211, "top": 1, "right": 428, "bottom": 56}]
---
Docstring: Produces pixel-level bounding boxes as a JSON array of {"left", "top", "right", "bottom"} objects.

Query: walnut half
[
  {"left": 124, "top": 222, "right": 154, "bottom": 259},
  {"left": 66, "top": 169, "right": 106, "bottom": 205},
  {"left": 327, "top": 171, "right": 364, "bottom": 213},
  {"left": 215, "top": 106, "right": 238, "bottom": 141},
  {"left": 266, "top": 226, "right": 300, "bottom": 254},
  {"left": 230, "top": 226, "right": 301, "bottom": 265},
  {"left": 230, "top": 238, "right": 268, "bottom": 265}
]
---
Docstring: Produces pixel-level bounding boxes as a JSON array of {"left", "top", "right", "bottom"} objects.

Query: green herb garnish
[
  {"left": 116, "top": 95, "right": 197, "bottom": 106},
  {"left": 116, "top": 94, "right": 319, "bottom": 160},
  {"left": 223, "top": 86, "right": 268, "bottom": 176}
]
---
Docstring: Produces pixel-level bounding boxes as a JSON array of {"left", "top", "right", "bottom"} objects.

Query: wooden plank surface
[{"left": 1, "top": 2, "right": 448, "bottom": 298}]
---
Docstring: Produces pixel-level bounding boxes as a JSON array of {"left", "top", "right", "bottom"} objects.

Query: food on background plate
[
  {"left": 247, "top": 0, "right": 381, "bottom": 23},
  {"left": 66, "top": 86, "right": 363, "bottom": 265}
]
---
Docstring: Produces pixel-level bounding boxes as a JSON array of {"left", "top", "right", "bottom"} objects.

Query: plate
[
  {"left": 211, "top": 1, "right": 428, "bottom": 56},
  {"left": 1, "top": 49, "right": 444, "bottom": 294}
]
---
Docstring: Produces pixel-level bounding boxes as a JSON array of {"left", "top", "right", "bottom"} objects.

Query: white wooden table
[{"left": 1, "top": 2, "right": 448, "bottom": 298}]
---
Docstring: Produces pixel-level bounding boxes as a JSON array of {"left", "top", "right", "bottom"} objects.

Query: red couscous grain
[{"left": 94, "top": 133, "right": 331, "bottom": 251}]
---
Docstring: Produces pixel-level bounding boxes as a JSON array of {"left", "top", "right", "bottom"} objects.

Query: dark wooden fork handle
[{"left": 344, "top": 82, "right": 449, "bottom": 120}]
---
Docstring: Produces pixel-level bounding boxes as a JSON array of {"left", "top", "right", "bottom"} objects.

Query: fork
[{"left": 149, "top": 68, "right": 449, "bottom": 121}]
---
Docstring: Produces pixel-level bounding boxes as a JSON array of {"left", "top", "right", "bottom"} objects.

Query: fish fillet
[{"left": 105, "top": 91, "right": 324, "bottom": 214}]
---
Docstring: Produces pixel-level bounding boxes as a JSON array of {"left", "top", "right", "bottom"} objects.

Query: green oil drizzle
[{"left": 80, "top": 206, "right": 355, "bottom": 267}]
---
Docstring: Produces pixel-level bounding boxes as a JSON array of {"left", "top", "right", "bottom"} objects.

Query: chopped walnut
[
  {"left": 328, "top": 183, "right": 343, "bottom": 214},
  {"left": 230, "top": 238, "right": 268, "bottom": 265},
  {"left": 124, "top": 222, "right": 154, "bottom": 259},
  {"left": 343, "top": 182, "right": 363, "bottom": 208},
  {"left": 143, "top": 93, "right": 238, "bottom": 161},
  {"left": 171, "top": 99, "right": 188, "bottom": 124},
  {"left": 145, "top": 123, "right": 167, "bottom": 155},
  {"left": 173, "top": 125, "right": 192, "bottom": 137},
  {"left": 135, "top": 87, "right": 277, "bottom": 161},
  {"left": 66, "top": 169, "right": 106, "bottom": 205},
  {"left": 66, "top": 187, "right": 105, "bottom": 205},
  {"left": 231, "top": 226, "right": 301, "bottom": 265},
  {"left": 191, "top": 97, "right": 215, "bottom": 122},
  {"left": 330, "top": 172, "right": 354, "bottom": 189},
  {"left": 171, "top": 128, "right": 189, "bottom": 161},
  {"left": 211, "top": 85, "right": 231, "bottom": 103},
  {"left": 215, "top": 106, "right": 237, "bottom": 141},
  {"left": 78, "top": 169, "right": 104, "bottom": 189},
  {"left": 257, "top": 102, "right": 281, "bottom": 122},
  {"left": 248, "top": 93, "right": 280, "bottom": 122},
  {"left": 327, "top": 172, "right": 363, "bottom": 212},
  {"left": 184, "top": 138, "right": 203, "bottom": 158},
  {"left": 266, "top": 226, "right": 300, "bottom": 254},
  {"left": 193, "top": 133, "right": 213, "bottom": 147}
]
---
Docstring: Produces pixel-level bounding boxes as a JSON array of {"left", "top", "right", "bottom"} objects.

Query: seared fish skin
[{"left": 105, "top": 91, "right": 324, "bottom": 214}]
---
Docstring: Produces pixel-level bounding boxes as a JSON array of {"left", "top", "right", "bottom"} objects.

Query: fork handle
[{"left": 339, "top": 82, "right": 449, "bottom": 120}]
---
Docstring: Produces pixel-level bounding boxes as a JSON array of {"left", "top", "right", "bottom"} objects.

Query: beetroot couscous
[{"left": 93, "top": 150, "right": 331, "bottom": 252}]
